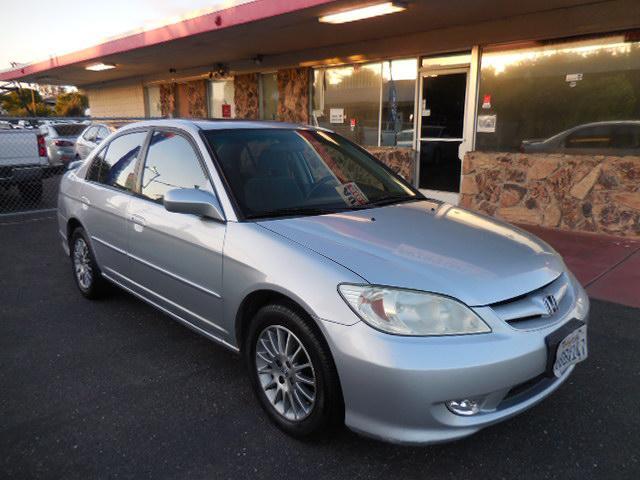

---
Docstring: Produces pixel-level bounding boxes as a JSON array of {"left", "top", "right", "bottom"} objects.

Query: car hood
[{"left": 258, "top": 200, "right": 564, "bottom": 306}]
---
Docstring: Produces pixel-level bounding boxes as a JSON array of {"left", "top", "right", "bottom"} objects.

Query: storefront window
[
  {"left": 208, "top": 79, "right": 235, "bottom": 119},
  {"left": 313, "top": 59, "right": 417, "bottom": 147},
  {"left": 313, "top": 63, "right": 382, "bottom": 146},
  {"left": 145, "top": 85, "right": 162, "bottom": 118},
  {"left": 476, "top": 34, "right": 640, "bottom": 154},
  {"left": 381, "top": 58, "right": 417, "bottom": 147},
  {"left": 260, "top": 72, "right": 278, "bottom": 120}
]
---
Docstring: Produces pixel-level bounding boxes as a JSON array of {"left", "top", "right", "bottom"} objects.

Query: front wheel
[{"left": 245, "top": 303, "right": 343, "bottom": 439}]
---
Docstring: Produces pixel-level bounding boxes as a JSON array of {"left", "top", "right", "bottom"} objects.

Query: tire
[
  {"left": 69, "top": 227, "right": 109, "bottom": 299},
  {"left": 244, "top": 303, "right": 343, "bottom": 439},
  {"left": 18, "top": 180, "right": 43, "bottom": 203}
]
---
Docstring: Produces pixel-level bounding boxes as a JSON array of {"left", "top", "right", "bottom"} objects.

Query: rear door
[
  {"left": 126, "top": 129, "right": 227, "bottom": 337},
  {"left": 81, "top": 130, "right": 148, "bottom": 278}
]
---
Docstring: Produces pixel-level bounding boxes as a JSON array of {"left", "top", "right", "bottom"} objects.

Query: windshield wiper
[
  {"left": 245, "top": 206, "right": 341, "bottom": 219},
  {"left": 350, "top": 194, "right": 421, "bottom": 209}
]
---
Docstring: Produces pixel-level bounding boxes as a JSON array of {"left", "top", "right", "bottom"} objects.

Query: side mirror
[{"left": 163, "top": 188, "right": 225, "bottom": 222}]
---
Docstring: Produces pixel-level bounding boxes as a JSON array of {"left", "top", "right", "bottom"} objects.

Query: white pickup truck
[{"left": 0, "top": 129, "right": 51, "bottom": 202}]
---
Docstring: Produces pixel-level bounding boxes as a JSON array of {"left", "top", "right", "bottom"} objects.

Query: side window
[
  {"left": 610, "top": 124, "right": 640, "bottom": 150},
  {"left": 565, "top": 125, "right": 612, "bottom": 150},
  {"left": 140, "top": 131, "right": 211, "bottom": 203},
  {"left": 87, "top": 131, "right": 147, "bottom": 191},
  {"left": 83, "top": 126, "right": 97, "bottom": 141},
  {"left": 96, "top": 127, "right": 110, "bottom": 143}
]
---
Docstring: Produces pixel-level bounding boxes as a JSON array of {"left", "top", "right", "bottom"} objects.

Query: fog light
[{"left": 446, "top": 399, "right": 481, "bottom": 416}]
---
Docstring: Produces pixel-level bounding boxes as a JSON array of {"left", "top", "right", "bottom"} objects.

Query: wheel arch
[
  {"left": 66, "top": 217, "right": 84, "bottom": 241},
  {"left": 235, "top": 288, "right": 328, "bottom": 355},
  {"left": 235, "top": 287, "right": 346, "bottom": 420}
]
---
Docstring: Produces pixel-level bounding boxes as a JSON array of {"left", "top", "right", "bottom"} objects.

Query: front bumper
[{"left": 321, "top": 274, "right": 589, "bottom": 445}]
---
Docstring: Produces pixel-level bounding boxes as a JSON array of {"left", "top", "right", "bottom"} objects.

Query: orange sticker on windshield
[{"left": 336, "top": 182, "right": 368, "bottom": 207}]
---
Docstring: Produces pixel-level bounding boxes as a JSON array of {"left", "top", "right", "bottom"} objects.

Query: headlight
[{"left": 338, "top": 284, "right": 491, "bottom": 336}]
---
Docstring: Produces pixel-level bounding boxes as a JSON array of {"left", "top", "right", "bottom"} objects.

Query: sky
[{"left": 0, "top": 0, "right": 253, "bottom": 71}]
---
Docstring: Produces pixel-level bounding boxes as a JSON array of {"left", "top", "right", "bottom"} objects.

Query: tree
[
  {"left": 0, "top": 87, "right": 51, "bottom": 116},
  {"left": 54, "top": 92, "right": 88, "bottom": 117}
]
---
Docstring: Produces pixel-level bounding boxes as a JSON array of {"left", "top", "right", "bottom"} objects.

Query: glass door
[{"left": 418, "top": 68, "right": 469, "bottom": 200}]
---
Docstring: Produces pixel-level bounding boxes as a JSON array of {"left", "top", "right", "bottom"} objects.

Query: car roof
[
  {"left": 571, "top": 120, "right": 640, "bottom": 129},
  {"left": 117, "top": 118, "right": 325, "bottom": 134}
]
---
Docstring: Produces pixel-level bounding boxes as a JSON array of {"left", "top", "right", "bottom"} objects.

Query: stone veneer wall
[
  {"left": 277, "top": 68, "right": 310, "bottom": 124},
  {"left": 233, "top": 73, "right": 259, "bottom": 120},
  {"left": 159, "top": 84, "right": 176, "bottom": 117},
  {"left": 185, "top": 80, "right": 207, "bottom": 118},
  {"left": 460, "top": 151, "right": 640, "bottom": 237},
  {"left": 367, "top": 147, "right": 416, "bottom": 184}
]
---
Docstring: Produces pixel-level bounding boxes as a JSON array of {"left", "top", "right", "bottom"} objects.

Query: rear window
[{"left": 52, "top": 124, "right": 86, "bottom": 137}]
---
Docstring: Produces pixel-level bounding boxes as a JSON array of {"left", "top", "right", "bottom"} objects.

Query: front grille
[{"left": 489, "top": 273, "right": 573, "bottom": 330}]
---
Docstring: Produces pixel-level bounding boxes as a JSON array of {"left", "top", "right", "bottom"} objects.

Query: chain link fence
[{"left": 0, "top": 117, "right": 138, "bottom": 215}]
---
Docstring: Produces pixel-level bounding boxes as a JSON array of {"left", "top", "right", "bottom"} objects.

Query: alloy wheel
[
  {"left": 73, "top": 237, "right": 93, "bottom": 290},
  {"left": 255, "top": 325, "right": 317, "bottom": 421}
]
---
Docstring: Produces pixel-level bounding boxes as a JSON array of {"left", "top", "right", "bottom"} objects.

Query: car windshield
[
  {"left": 52, "top": 124, "right": 86, "bottom": 137},
  {"left": 204, "top": 128, "right": 421, "bottom": 219}
]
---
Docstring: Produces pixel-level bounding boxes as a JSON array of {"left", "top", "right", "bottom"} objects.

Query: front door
[
  {"left": 126, "top": 129, "right": 227, "bottom": 340},
  {"left": 418, "top": 68, "right": 469, "bottom": 202}
]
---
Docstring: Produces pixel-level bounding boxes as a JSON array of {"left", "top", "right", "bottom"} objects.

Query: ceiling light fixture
[
  {"left": 85, "top": 63, "right": 116, "bottom": 71},
  {"left": 319, "top": 2, "right": 407, "bottom": 24}
]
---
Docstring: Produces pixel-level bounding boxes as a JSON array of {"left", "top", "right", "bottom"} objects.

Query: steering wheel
[{"left": 305, "top": 175, "right": 338, "bottom": 199}]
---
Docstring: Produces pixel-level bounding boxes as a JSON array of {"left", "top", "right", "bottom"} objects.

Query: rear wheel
[
  {"left": 245, "top": 303, "right": 343, "bottom": 439},
  {"left": 70, "top": 227, "right": 109, "bottom": 299}
]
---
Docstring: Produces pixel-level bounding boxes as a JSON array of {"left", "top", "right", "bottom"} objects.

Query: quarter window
[{"left": 140, "top": 131, "right": 211, "bottom": 203}]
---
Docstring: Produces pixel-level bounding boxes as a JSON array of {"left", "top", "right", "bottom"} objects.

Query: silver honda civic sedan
[{"left": 57, "top": 120, "right": 589, "bottom": 445}]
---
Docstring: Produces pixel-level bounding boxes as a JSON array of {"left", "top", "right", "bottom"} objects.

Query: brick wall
[
  {"left": 460, "top": 151, "right": 640, "bottom": 238},
  {"left": 85, "top": 83, "right": 145, "bottom": 118}
]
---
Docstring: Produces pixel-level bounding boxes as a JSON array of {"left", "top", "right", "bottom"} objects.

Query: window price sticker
[{"left": 336, "top": 182, "right": 369, "bottom": 206}]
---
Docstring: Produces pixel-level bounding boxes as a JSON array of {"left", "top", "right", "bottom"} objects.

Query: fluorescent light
[
  {"left": 85, "top": 63, "right": 116, "bottom": 71},
  {"left": 319, "top": 2, "right": 406, "bottom": 24}
]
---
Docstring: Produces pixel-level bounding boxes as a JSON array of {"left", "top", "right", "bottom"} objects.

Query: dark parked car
[{"left": 521, "top": 120, "right": 640, "bottom": 155}]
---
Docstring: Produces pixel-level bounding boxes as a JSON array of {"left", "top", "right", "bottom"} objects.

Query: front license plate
[{"left": 552, "top": 325, "right": 588, "bottom": 377}]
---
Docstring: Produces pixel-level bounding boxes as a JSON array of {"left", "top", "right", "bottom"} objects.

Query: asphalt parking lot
[{"left": 1, "top": 214, "right": 639, "bottom": 479}]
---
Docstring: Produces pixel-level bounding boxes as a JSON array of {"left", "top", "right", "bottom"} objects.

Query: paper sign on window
[
  {"left": 477, "top": 115, "right": 497, "bottom": 133},
  {"left": 330, "top": 108, "right": 344, "bottom": 124},
  {"left": 336, "top": 182, "right": 368, "bottom": 206}
]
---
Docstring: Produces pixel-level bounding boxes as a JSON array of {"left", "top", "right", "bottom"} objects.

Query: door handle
[
  {"left": 80, "top": 195, "right": 90, "bottom": 206},
  {"left": 130, "top": 214, "right": 146, "bottom": 226}
]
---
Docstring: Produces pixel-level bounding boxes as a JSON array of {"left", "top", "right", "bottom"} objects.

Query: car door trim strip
[
  {"left": 91, "top": 235, "right": 222, "bottom": 299},
  {"left": 102, "top": 270, "right": 238, "bottom": 352},
  {"left": 103, "top": 266, "right": 228, "bottom": 334}
]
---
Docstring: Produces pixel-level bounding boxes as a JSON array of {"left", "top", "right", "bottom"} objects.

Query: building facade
[{"left": 3, "top": 0, "right": 639, "bottom": 237}]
